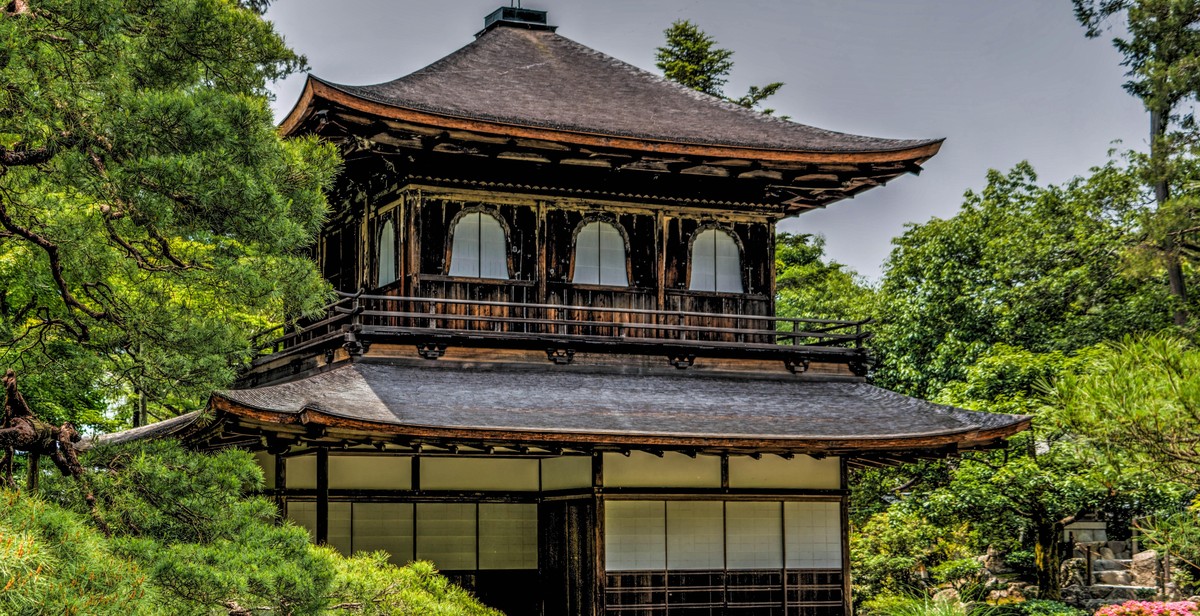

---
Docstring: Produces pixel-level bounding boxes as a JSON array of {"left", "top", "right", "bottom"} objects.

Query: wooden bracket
[
  {"left": 416, "top": 343, "right": 447, "bottom": 360},
  {"left": 784, "top": 358, "right": 810, "bottom": 374},
  {"left": 668, "top": 354, "right": 695, "bottom": 369},
  {"left": 545, "top": 348, "right": 575, "bottom": 365}
]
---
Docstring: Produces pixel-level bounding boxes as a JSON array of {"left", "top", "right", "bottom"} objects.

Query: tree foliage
[
  {"left": 1073, "top": 0, "right": 1200, "bottom": 324},
  {"left": 775, "top": 232, "right": 874, "bottom": 322},
  {"left": 874, "top": 161, "right": 1178, "bottom": 399},
  {"left": 35, "top": 440, "right": 500, "bottom": 615},
  {"left": 655, "top": 19, "right": 787, "bottom": 115},
  {"left": 0, "top": 0, "right": 340, "bottom": 427},
  {"left": 1052, "top": 333, "right": 1200, "bottom": 487}
]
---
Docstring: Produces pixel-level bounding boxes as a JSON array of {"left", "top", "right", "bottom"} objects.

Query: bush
[
  {"left": 33, "top": 440, "right": 501, "bottom": 615},
  {"left": 991, "top": 600, "right": 1087, "bottom": 616},
  {"left": 861, "top": 594, "right": 978, "bottom": 616},
  {"left": 329, "top": 555, "right": 501, "bottom": 616},
  {"left": 0, "top": 490, "right": 165, "bottom": 615},
  {"left": 1094, "top": 601, "right": 1198, "bottom": 616}
]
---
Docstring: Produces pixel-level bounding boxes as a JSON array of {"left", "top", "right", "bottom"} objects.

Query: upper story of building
[{"left": 249, "top": 7, "right": 942, "bottom": 385}]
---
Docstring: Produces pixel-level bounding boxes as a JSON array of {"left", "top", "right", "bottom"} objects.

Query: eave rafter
[
  {"left": 303, "top": 104, "right": 930, "bottom": 213},
  {"left": 183, "top": 404, "right": 1022, "bottom": 469}
]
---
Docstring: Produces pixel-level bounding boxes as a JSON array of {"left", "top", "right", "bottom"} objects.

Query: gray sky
[{"left": 265, "top": 0, "right": 1147, "bottom": 280}]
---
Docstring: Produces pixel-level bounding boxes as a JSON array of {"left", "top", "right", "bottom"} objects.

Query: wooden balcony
[{"left": 250, "top": 291, "right": 873, "bottom": 374}]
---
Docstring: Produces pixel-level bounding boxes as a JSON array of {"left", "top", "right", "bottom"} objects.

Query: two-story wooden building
[{"left": 109, "top": 7, "right": 1029, "bottom": 615}]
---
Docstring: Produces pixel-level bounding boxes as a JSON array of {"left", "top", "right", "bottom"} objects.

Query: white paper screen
[
  {"left": 725, "top": 501, "right": 783, "bottom": 569},
  {"left": 448, "top": 212, "right": 480, "bottom": 277},
  {"left": 377, "top": 220, "right": 396, "bottom": 286},
  {"left": 478, "top": 504, "right": 538, "bottom": 570},
  {"left": 353, "top": 503, "right": 414, "bottom": 565},
  {"left": 416, "top": 503, "right": 477, "bottom": 570},
  {"left": 572, "top": 222, "right": 628, "bottom": 286},
  {"left": 478, "top": 214, "right": 509, "bottom": 279},
  {"left": 666, "top": 501, "right": 724, "bottom": 570},
  {"left": 785, "top": 501, "right": 842, "bottom": 569},
  {"left": 605, "top": 500, "right": 666, "bottom": 571},
  {"left": 714, "top": 230, "right": 743, "bottom": 293},
  {"left": 328, "top": 501, "right": 353, "bottom": 556},
  {"left": 690, "top": 230, "right": 716, "bottom": 291}
]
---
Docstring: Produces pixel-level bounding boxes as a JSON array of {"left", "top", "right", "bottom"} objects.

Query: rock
[
  {"left": 933, "top": 588, "right": 960, "bottom": 604},
  {"left": 1132, "top": 550, "right": 1158, "bottom": 587},
  {"left": 1108, "top": 541, "right": 1130, "bottom": 558},
  {"left": 1100, "top": 547, "right": 1118, "bottom": 560},
  {"left": 985, "top": 546, "right": 1014, "bottom": 574},
  {"left": 1060, "top": 584, "right": 1089, "bottom": 608},
  {"left": 1021, "top": 586, "right": 1040, "bottom": 600},
  {"left": 987, "top": 587, "right": 1026, "bottom": 605},
  {"left": 1061, "top": 558, "right": 1087, "bottom": 588},
  {"left": 1105, "top": 586, "right": 1142, "bottom": 601},
  {"left": 1093, "top": 559, "right": 1128, "bottom": 571},
  {"left": 1096, "top": 570, "right": 1133, "bottom": 585}
]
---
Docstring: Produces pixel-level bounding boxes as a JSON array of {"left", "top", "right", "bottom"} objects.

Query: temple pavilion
[{"left": 106, "top": 7, "right": 1029, "bottom": 615}]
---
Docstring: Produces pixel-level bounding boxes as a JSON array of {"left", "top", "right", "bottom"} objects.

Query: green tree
[
  {"left": 40, "top": 440, "right": 502, "bottom": 615},
  {"left": 774, "top": 232, "right": 874, "bottom": 321},
  {"left": 1074, "top": 0, "right": 1200, "bottom": 325},
  {"left": 874, "top": 161, "right": 1176, "bottom": 399},
  {"left": 656, "top": 19, "right": 786, "bottom": 115},
  {"left": 1052, "top": 333, "right": 1200, "bottom": 486},
  {"left": 0, "top": 0, "right": 340, "bottom": 427},
  {"left": 932, "top": 345, "right": 1178, "bottom": 599}
]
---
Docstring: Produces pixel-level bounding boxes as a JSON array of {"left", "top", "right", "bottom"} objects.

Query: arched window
[
  {"left": 377, "top": 219, "right": 397, "bottom": 287},
  {"left": 572, "top": 221, "right": 628, "bottom": 286},
  {"left": 448, "top": 211, "right": 509, "bottom": 279},
  {"left": 689, "top": 229, "right": 743, "bottom": 293}
]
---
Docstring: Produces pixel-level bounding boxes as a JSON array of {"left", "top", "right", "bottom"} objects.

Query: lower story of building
[{"left": 260, "top": 449, "right": 849, "bottom": 616}]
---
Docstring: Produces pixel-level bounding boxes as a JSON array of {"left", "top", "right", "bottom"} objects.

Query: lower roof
[{"left": 210, "top": 360, "right": 1027, "bottom": 455}]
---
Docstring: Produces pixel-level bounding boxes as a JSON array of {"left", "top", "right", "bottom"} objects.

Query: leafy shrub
[
  {"left": 852, "top": 506, "right": 979, "bottom": 602},
  {"left": 1002, "top": 599, "right": 1087, "bottom": 616},
  {"left": 862, "top": 594, "right": 981, "bottom": 616},
  {"left": 1094, "top": 601, "right": 1199, "bottom": 616},
  {"left": 0, "top": 490, "right": 165, "bottom": 615},
  {"left": 329, "top": 555, "right": 501, "bottom": 616},
  {"left": 34, "top": 440, "right": 501, "bottom": 615}
]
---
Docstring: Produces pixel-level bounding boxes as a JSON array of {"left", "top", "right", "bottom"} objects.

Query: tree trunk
[
  {"left": 1034, "top": 520, "right": 1064, "bottom": 600},
  {"left": 1151, "top": 108, "right": 1190, "bottom": 326}
]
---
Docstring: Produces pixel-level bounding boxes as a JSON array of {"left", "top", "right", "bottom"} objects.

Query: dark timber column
[
  {"left": 316, "top": 448, "right": 329, "bottom": 545},
  {"left": 274, "top": 453, "right": 287, "bottom": 521},
  {"left": 841, "top": 458, "right": 852, "bottom": 616}
]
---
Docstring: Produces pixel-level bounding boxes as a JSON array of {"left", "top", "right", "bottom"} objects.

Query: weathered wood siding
[{"left": 316, "top": 185, "right": 779, "bottom": 330}]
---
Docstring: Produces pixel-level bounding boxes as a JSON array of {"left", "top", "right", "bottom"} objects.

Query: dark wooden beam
[{"left": 316, "top": 447, "right": 329, "bottom": 544}]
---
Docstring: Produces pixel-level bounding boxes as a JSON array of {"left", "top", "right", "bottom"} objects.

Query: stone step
[
  {"left": 1093, "top": 570, "right": 1134, "bottom": 585},
  {"left": 1092, "top": 559, "right": 1133, "bottom": 572},
  {"left": 1086, "top": 584, "right": 1159, "bottom": 601}
]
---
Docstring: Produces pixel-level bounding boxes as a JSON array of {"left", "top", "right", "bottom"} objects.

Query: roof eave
[
  {"left": 281, "top": 76, "right": 944, "bottom": 166},
  {"left": 209, "top": 394, "right": 1030, "bottom": 456}
]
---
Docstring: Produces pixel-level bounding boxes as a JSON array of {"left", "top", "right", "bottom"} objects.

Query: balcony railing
[{"left": 250, "top": 291, "right": 873, "bottom": 372}]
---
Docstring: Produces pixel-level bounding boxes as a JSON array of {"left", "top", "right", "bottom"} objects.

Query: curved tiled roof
[
  {"left": 290, "top": 25, "right": 941, "bottom": 156},
  {"left": 212, "top": 362, "right": 1026, "bottom": 452}
]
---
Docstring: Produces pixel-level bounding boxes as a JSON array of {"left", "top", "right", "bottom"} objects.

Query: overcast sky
[{"left": 264, "top": 0, "right": 1147, "bottom": 280}]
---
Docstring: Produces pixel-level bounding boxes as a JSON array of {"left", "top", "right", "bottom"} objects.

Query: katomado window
[
  {"left": 689, "top": 228, "right": 743, "bottom": 293},
  {"left": 572, "top": 221, "right": 628, "bottom": 286},
  {"left": 448, "top": 211, "right": 509, "bottom": 279}
]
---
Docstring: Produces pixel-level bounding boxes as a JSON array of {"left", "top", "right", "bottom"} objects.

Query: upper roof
[
  {"left": 210, "top": 361, "right": 1027, "bottom": 455},
  {"left": 281, "top": 20, "right": 942, "bottom": 164}
]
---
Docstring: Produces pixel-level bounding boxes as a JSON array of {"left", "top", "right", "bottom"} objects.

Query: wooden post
[
  {"left": 316, "top": 448, "right": 329, "bottom": 545},
  {"left": 274, "top": 453, "right": 287, "bottom": 522},
  {"left": 841, "top": 458, "right": 853, "bottom": 616},
  {"left": 1085, "top": 545, "right": 1093, "bottom": 587}
]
